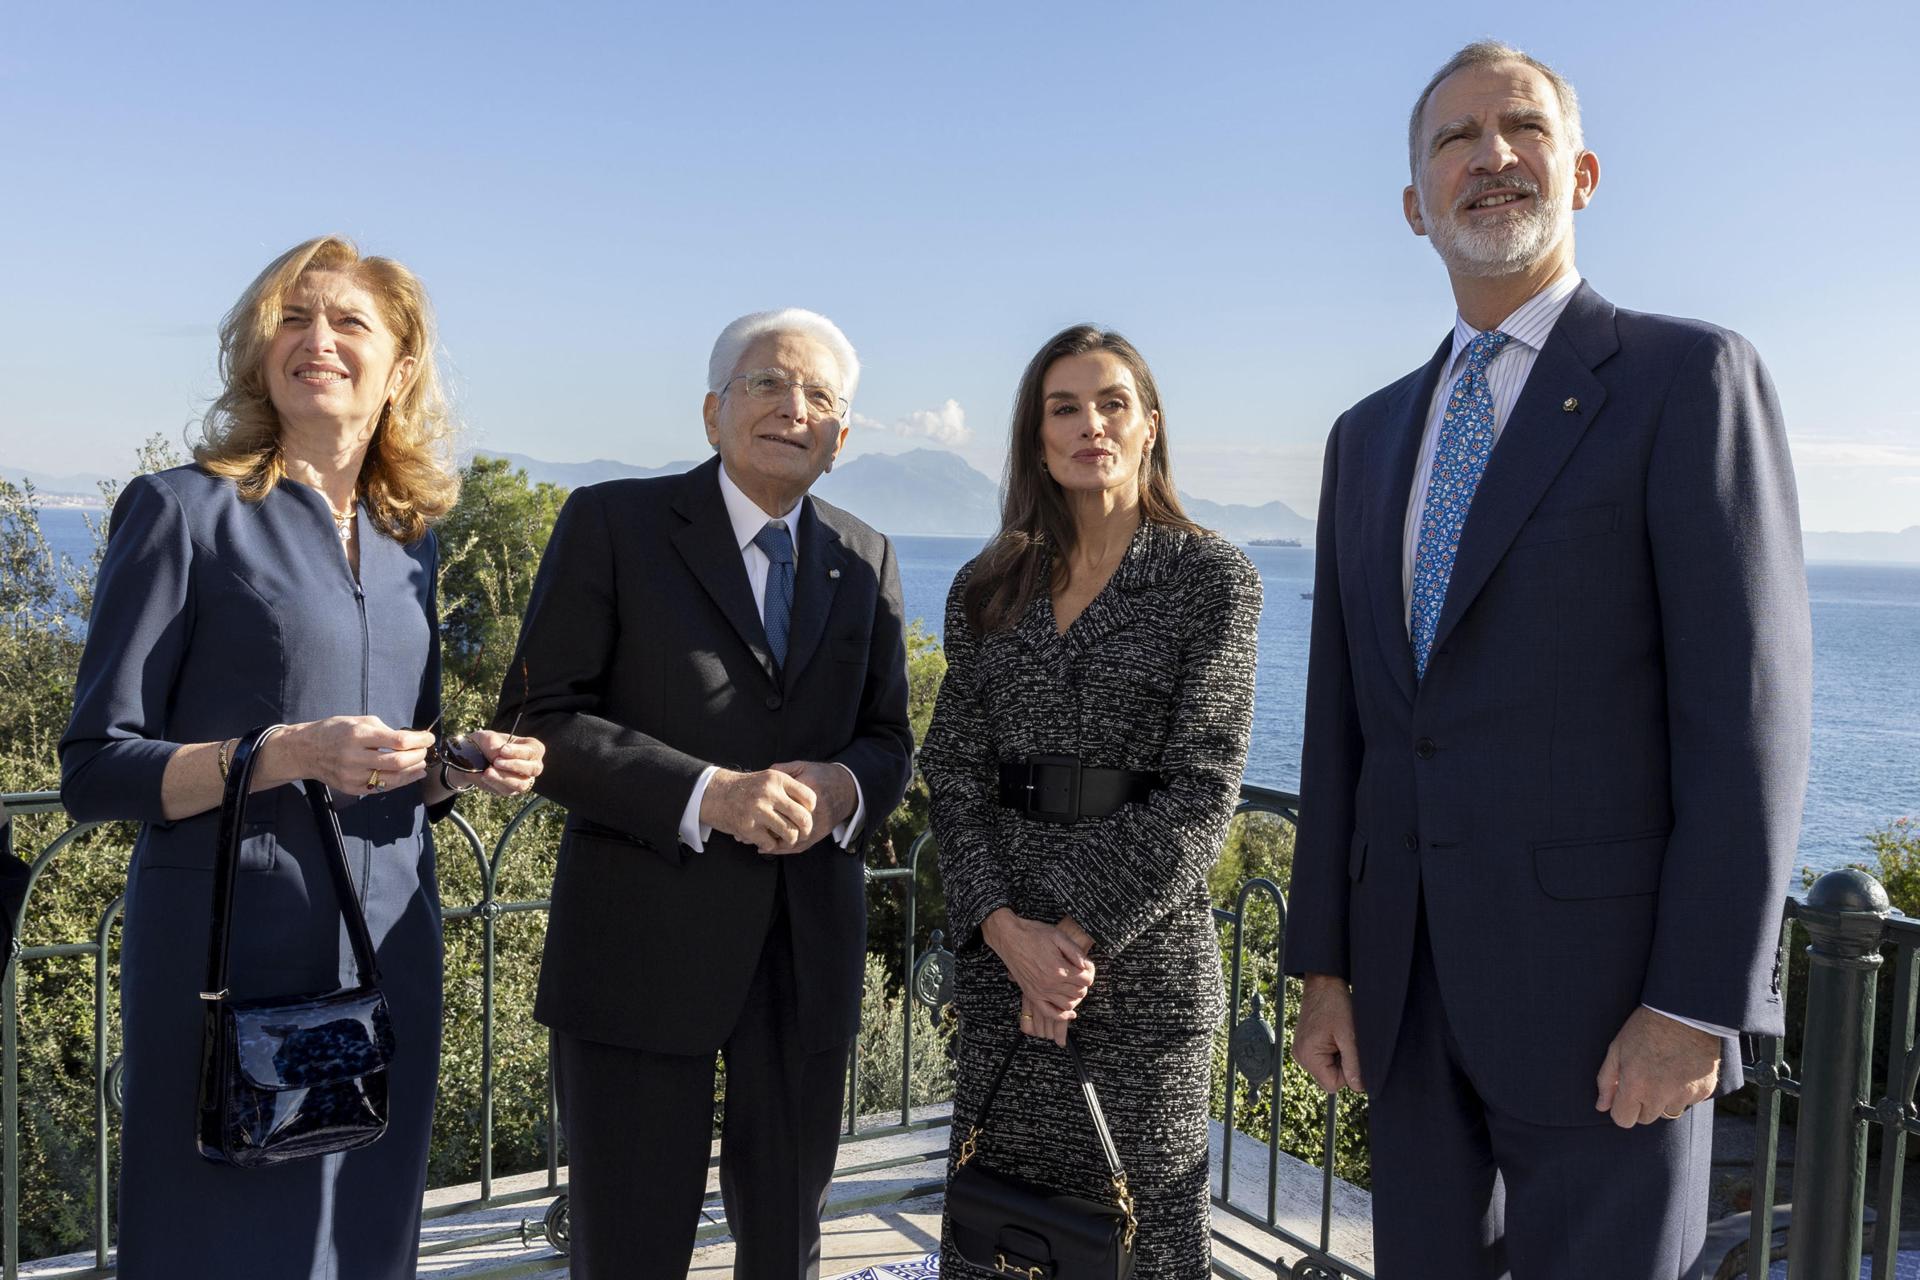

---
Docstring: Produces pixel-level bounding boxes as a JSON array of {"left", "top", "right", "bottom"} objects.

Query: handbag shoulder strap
[
  {"left": 963, "top": 1028, "right": 1128, "bottom": 1184},
  {"left": 201, "top": 726, "right": 383, "bottom": 1004}
]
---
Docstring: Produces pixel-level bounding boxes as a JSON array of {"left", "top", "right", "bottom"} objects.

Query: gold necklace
[{"left": 328, "top": 494, "right": 357, "bottom": 543}]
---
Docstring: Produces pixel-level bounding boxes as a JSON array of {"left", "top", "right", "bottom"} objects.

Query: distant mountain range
[
  {"left": 476, "top": 448, "right": 1316, "bottom": 542},
  {"left": 0, "top": 465, "right": 114, "bottom": 496},
  {"left": 6, "top": 455, "right": 1916, "bottom": 560}
]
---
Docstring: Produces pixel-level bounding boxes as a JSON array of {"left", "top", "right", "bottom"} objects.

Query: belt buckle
[{"left": 1025, "top": 754, "right": 1082, "bottom": 823}]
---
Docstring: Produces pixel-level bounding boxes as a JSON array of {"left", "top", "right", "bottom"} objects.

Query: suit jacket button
[
  {"left": 1404, "top": 832, "right": 1420, "bottom": 851},
  {"left": 765, "top": 693, "right": 783, "bottom": 710},
  {"left": 1415, "top": 738, "right": 1437, "bottom": 759}
]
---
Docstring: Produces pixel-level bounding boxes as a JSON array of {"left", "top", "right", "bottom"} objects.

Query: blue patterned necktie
[
  {"left": 1410, "top": 329, "right": 1512, "bottom": 679},
  {"left": 753, "top": 520, "right": 795, "bottom": 668}
]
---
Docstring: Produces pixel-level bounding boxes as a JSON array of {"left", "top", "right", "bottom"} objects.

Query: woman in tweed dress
[{"left": 922, "top": 325, "right": 1262, "bottom": 1278}]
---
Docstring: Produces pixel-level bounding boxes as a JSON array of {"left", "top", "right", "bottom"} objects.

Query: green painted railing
[
  {"left": 1209, "top": 783, "right": 1374, "bottom": 1280},
  {"left": 1740, "top": 869, "right": 1920, "bottom": 1280},
  {"left": 5, "top": 784, "right": 1896, "bottom": 1280},
  {"left": 0, "top": 790, "right": 952, "bottom": 1277}
]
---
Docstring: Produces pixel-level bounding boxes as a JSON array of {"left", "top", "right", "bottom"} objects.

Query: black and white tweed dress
[{"left": 921, "top": 521, "right": 1263, "bottom": 1280}]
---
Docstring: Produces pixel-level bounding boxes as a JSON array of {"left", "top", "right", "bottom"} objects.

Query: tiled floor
[{"left": 830, "top": 1255, "right": 940, "bottom": 1280}]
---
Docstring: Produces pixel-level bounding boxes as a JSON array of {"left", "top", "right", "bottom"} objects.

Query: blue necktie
[
  {"left": 753, "top": 521, "right": 795, "bottom": 669},
  {"left": 1410, "top": 329, "right": 1512, "bottom": 680}
]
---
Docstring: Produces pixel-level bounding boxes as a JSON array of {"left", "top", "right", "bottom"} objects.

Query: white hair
[{"left": 706, "top": 308, "right": 861, "bottom": 404}]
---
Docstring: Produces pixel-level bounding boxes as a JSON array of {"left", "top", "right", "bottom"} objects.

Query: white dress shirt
[
  {"left": 1400, "top": 270, "right": 1736, "bottom": 1044},
  {"left": 677, "top": 464, "right": 867, "bottom": 851}
]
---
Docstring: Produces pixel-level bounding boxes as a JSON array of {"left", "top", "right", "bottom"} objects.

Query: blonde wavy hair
[{"left": 194, "top": 235, "right": 459, "bottom": 543}]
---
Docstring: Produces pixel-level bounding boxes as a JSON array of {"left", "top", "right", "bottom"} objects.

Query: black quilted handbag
[
  {"left": 948, "top": 1029, "right": 1137, "bottom": 1280},
  {"left": 196, "top": 725, "right": 395, "bottom": 1167}
]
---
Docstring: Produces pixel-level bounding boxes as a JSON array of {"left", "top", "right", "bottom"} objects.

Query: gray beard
[{"left": 1423, "top": 187, "right": 1573, "bottom": 279}]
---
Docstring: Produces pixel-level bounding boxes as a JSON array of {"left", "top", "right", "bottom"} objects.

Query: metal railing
[
  {"left": 8, "top": 782, "right": 1910, "bottom": 1280},
  {"left": 1208, "top": 783, "right": 1372, "bottom": 1280},
  {"left": 0, "top": 790, "right": 955, "bottom": 1277},
  {"left": 1740, "top": 868, "right": 1920, "bottom": 1280}
]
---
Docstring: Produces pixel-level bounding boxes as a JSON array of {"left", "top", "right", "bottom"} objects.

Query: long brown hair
[
  {"left": 193, "top": 235, "right": 459, "bottom": 543},
  {"left": 963, "top": 325, "right": 1202, "bottom": 633}
]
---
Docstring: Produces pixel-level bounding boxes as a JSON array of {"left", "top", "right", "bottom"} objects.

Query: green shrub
[
  {"left": 850, "top": 952, "right": 956, "bottom": 1123},
  {"left": 1208, "top": 808, "right": 1371, "bottom": 1188}
]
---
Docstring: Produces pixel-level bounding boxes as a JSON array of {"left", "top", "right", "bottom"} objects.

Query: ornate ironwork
[
  {"left": 912, "top": 928, "right": 955, "bottom": 1023},
  {"left": 543, "top": 1196, "right": 570, "bottom": 1254},
  {"left": 1230, "top": 991, "right": 1277, "bottom": 1086}
]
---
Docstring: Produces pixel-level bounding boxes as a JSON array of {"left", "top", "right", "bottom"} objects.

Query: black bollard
[{"left": 1787, "top": 868, "right": 1891, "bottom": 1280}]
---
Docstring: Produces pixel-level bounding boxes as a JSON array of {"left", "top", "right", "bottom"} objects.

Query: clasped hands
[
  {"left": 700, "top": 761, "right": 855, "bottom": 855},
  {"left": 984, "top": 907, "right": 1096, "bottom": 1048},
  {"left": 1293, "top": 976, "right": 1720, "bottom": 1127}
]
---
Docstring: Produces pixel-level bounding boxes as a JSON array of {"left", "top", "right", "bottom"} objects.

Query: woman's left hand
[
  {"left": 459, "top": 729, "right": 545, "bottom": 797},
  {"left": 1020, "top": 991, "right": 1070, "bottom": 1047}
]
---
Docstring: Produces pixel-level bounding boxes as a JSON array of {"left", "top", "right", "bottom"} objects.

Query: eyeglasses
[
  {"left": 426, "top": 657, "right": 528, "bottom": 776},
  {"left": 722, "top": 369, "right": 848, "bottom": 420}
]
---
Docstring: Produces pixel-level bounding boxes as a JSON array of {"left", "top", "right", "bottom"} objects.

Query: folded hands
[
  {"left": 984, "top": 907, "right": 1097, "bottom": 1047},
  {"left": 701, "top": 761, "right": 856, "bottom": 855}
]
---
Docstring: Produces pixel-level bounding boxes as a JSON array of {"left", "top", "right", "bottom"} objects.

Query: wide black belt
[{"left": 997, "top": 755, "right": 1159, "bottom": 823}]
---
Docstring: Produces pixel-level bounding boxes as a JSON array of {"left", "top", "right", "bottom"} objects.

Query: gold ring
[
  {"left": 1662, "top": 1107, "right": 1685, "bottom": 1119},
  {"left": 1020, "top": 1012, "right": 1032, "bottom": 1022},
  {"left": 367, "top": 770, "right": 385, "bottom": 791}
]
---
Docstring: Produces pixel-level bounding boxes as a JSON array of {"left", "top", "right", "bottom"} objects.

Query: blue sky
[{"left": 3, "top": 0, "right": 1916, "bottom": 531}]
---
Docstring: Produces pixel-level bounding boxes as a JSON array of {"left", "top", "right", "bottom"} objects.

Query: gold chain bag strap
[{"left": 947, "top": 1028, "right": 1137, "bottom": 1280}]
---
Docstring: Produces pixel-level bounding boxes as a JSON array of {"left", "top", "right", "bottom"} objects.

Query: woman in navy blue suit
[{"left": 60, "top": 236, "right": 544, "bottom": 1279}]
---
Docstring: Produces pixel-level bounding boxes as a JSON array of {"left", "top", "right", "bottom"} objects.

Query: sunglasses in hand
[{"left": 425, "top": 658, "right": 528, "bottom": 780}]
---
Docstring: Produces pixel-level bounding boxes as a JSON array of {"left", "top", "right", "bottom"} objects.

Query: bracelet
[
  {"left": 439, "top": 761, "right": 480, "bottom": 795},
  {"left": 216, "top": 738, "right": 238, "bottom": 782}
]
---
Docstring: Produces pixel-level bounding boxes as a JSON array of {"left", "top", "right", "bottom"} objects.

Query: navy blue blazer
[{"left": 1282, "top": 284, "right": 1812, "bottom": 1127}]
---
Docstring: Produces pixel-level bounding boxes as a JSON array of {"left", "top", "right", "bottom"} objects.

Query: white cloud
[
  {"left": 850, "top": 398, "right": 971, "bottom": 446},
  {"left": 1790, "top": 437, "right": 1920, "bottom": 470},
  {"left": 1787, "top": 435, "right": 1920, "bottom": 532}
]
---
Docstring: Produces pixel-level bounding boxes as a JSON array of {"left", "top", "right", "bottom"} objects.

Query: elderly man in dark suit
[
  {"left": 1283, "top": 42, "right": 1811, "bottom": 1279},
  {"left": 500, "top": 308, "right": 913, "bottom": 1279}
]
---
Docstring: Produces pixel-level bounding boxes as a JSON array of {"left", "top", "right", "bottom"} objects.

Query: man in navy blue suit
[{"left": 1283, "top": 41, "right": 1812, "bottom": 1279}]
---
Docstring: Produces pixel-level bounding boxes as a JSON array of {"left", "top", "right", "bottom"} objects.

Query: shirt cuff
[
  {"left": 679, "top": 765, "right": 719, "bottom": 853},
  {"left": 830, "top": 763, "right": 865, "bottom": 848},
  {"left": 1642, "top": 1004, "right": 1740, "bottom": 1039}
]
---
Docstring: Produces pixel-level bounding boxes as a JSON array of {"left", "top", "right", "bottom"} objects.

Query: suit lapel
[
  {"left": 780, "top": 498, "right": 844, "bottom": 687},
  {"left": 1365, "top": 334, "right": 1453, "bottom": 706},
  {"left": 1428, "top": 284, "right": 1617, "bottom": 659},
  {"left": 669, "top": 458, "right": 777, "bottom": 682}
]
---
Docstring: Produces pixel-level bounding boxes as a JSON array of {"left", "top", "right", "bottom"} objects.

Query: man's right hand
[
  {"left": 1294, "top": 973, "right": 1366, "bottom": 1094},
  {"left": 700, "top": 768, "right": 818, "bottom": 854},
  {"left": 983, "top": 908, "right": 1096, "bottom": 1020}
]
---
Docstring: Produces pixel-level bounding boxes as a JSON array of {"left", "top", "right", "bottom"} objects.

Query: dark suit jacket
[
  {"left": 1282, "top": 284, "right": 1812, "bottom": 1127},
  {"left": 1, "top": 803, "right": 27, "bottom": 964},
  {"left": 501, "top": 457, "right": 914, "bottom": 1056}
]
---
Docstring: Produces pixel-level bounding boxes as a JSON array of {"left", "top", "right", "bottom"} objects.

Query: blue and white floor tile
[{"left": 832, "top": 1253, "right": 940, "bottom": 1280}]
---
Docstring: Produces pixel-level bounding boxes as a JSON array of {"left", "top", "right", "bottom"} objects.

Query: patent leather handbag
[
  {"left": 196, "top": 726, "right": 395, "bottom": 1168},
  {"left": 948, "top": 1030, "right": 1137, "bottom": 1280}
]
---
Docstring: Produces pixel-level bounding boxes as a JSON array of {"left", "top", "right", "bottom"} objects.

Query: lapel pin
[
  {"left": 1561, "top": 397, "right": 1580, "bottom": 413},
  {"left": 828, "top": 568, "right": 841, "bottom": 579}
]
